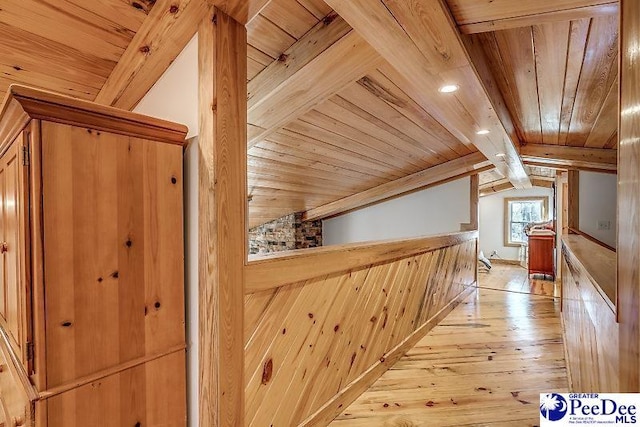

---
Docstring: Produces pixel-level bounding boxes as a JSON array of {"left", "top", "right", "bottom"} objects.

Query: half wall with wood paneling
[
  {"left": 244, "top": 232, "right": 477, "bottom": 426},
  {"left": 561, "top": 235, "right": 618, "bottom": 392}
]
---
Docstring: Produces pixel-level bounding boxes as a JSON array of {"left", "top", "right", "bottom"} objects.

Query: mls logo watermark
[{"left": 540, "top": 393, "right": 639, "bottom": 425}]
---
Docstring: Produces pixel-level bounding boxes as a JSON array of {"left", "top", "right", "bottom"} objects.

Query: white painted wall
[
  {"left": 479, "top": 187, "right": 553, "bottom": 261},
  {"left": 134, "top": 37, "right": 199, "bottom": 426},
  {"left": 323, "top": 177, "right": 470, "bottom": 245},
  {"left": 135, "top": 35, "right": 199, "bottom": 138},
  {"left": 579, "top": 171, "right": 617, "bottom": 248}
]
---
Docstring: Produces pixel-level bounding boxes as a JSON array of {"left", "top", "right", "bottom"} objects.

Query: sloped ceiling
[{"left": 0, "top": 0, "right": 619, "bottom": 227}]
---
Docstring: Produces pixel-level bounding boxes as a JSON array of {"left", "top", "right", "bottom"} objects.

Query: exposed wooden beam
[
  {"left": 213, "top": 0, "right": 272, "bottom": 24},
  {"left": 479, "top": 177, "right": 508, "bottom": 189},
  {"left": 95, "top": 0, "right": 270, "bottom": 111},
  {"left": 198, "top": 6, "right": 247, "bottom": 426},
  {"left": 461, "top": 173, "right": 479, "bottom": 231},
  {"left": 531, "top": 175, "right": 557, "bottom": 182},
  {"left": 460, "top": 32, "right": 519, "bottom": 146},
  {"left": 303, "top": 152, "right": 491, "bottom": 221},
  {"left": 247, "top": 26, "right": 381, "bottom": 147},
  {"left": 453, "top": 1, "right": 618, "bottom": 34},
  {"left": 568, "top": 170, "right": 580, "bottom": 231},
  {"left": 95, "top": 0, "right": 209, "bottom": 110},
  {"left": 325, "top": 0, "right": 531, "bottom": 189},
  {"left": 618, "top": 0, "right": 639, "bottom": 392},
  {"left": 479, "top": 178, "right": 514, "bottom": 197},
  {"left": 247, "top": 13, "right": 350, "bottom": 111},
  {"left": 520, "top": 143, "right": 617, "bottom": 171},
  {"left": 532, "top": 178, "right": 554, "bottom": 188}
]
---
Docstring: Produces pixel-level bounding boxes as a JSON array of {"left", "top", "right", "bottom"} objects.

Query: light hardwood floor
[
  {"left": 479, "top": 263, "right": 560, "bottom": 297},
  {"left": 330, "top": 265, "right": 568, "bottom": 426}
]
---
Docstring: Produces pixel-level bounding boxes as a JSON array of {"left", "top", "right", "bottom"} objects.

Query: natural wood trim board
[{"left": 246, "top": 231, "right": 478, "bottom": 293}]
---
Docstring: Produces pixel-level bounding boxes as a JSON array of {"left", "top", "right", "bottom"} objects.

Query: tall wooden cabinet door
[{"left": 0, "top": 133, "right": 32, "bottom": 369}]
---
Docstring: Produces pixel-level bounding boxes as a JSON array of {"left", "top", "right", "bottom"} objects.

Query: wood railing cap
[
  {"left": 562, "top": 234, "right": 616, "bottom": 310},
  {"left": 246, "top": 230, "right": 478, "bottom": 293}
]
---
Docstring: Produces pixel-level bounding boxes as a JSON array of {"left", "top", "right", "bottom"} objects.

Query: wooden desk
[{"left": 528, "top": 232, "right": 555, "bottom": 278}]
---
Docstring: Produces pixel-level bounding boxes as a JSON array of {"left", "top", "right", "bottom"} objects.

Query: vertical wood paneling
[
  {"left": 619, "top": 0, "right": 640, "bottom": 392},
  {"left": 562, "top": 247, "right": 618, "bottom": 391},
  {"left": 45, "top": 351, "right": 187, "bottom": 427},
  {"left": 41, "top": 122, "right": 185, "bottom": 388},
  {"left": 198, "top": 6, "right": 248, "bottom": 426},
  {"left": 244, "top": 239, "right": 477, "bottom": 426}
]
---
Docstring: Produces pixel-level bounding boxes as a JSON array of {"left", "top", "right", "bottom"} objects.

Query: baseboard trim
[
  {"left": 491, "top": 258, "right": 521, "bottom": 266},
  {"left": 300, "top": 283, "right": 477, "bottom": 427}
]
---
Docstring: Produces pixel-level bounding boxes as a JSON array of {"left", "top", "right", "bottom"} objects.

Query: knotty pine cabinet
[{"left": 0, "top": 85, "right": 188, "bottom": 426}]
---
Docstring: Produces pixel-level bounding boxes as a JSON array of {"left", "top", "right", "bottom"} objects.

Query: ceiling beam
[
  {"left": 248, "top": 13, "right": 350, "bottom": 111},
  {"left": 213, "top": 0, "right": 272, "bottom": 24},
  {"left": 453, "top": 1, "right": 618, "bottom": 34},
  {"left": 460, "top": 31, "right": 519, "bottom": 146},
  {"left": 303, "top": 152, "right": 491, "bottom": 221},
  {"left": 532, "top": 178, "right": 554, "bottom": 188},
  {"left": 95, "top": 0, "right": 210, "bottom": 110},
  {"left": 479, "top": 178, "right": 513, "bottom": 197},
  {"left": 325, "top": 0, "right": 531, "bottom": 189},
  {"left": 520, "top": 144, "right": 617, "bottom": 172},
  {"left": 247, "top": 23, "right": 381, "bottom": 147},
  {"left": 531, "top": 175, "right": 557, "bottom": 182},
  {"left": 95, "top": 0, "right": 271, "bottom": 110}
]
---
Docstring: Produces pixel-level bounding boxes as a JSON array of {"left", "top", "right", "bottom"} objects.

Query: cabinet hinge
[
  {"left": 26, "top": 341, "right": 33, "bottom": 361},
  {"left": 22, "top": 145, "right": 30, "bottom": 166}
]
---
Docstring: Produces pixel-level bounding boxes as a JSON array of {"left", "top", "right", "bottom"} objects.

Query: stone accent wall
[
  {"left": 294, "top": 214, "right": 323, "bottom": 250},
  {"left": 249, "top": 212, "right": 322, "bottom": 255}
]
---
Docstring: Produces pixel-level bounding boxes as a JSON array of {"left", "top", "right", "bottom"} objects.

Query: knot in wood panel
[
  {"left": 323, "top": 13, "right": 338, "bottom": 26},
  {"left": 130, "top": 0, "right": 155, "bottom": 14},
  {"left": 261, "top": 358, "right": 273, "bottom": 385}
]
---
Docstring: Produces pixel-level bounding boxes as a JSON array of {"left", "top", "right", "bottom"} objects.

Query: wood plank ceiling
[
  {"left": 0, "top": 0, "right": 154, "bottom": 101},
  {"left": 0, "top": 0, "right": 621, "bottom": 228},
  {"left": 471, "top": 14, "right": 618, "bottom": 149}
]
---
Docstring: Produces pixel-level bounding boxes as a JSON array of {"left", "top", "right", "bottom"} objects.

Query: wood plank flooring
[
  {"left": 479, "top": 263, "right": 560, "bottom": 298},
  {"left": 330, "top": 265, "right": 568, "bottom": 426}
]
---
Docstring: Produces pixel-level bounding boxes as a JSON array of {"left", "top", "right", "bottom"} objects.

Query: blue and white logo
[
  {"left": 540, "top": 393, "right": 568, "bottom": 421},
  {"left": 540, "top": 393, "right": 639, "bottom": 425}
]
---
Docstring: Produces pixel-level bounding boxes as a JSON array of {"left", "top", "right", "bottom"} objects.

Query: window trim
[{"left": 503, "top": 196, "right": 549, "bottom": 247}]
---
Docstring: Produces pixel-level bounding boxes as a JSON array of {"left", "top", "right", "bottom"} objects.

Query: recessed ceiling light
[
  {"left": 476, "top": 129, "right": 490, "bottom": 135},
  {"left": 438, "top": 84, "right": 459, "bottom": 93},
  {"left": 496, "top": 153, "right": 506, "bottom": 157}
]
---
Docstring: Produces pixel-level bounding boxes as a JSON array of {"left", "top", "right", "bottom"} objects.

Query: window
[{"left": 504, "top": 197, "right": 548, "bottom": 246}]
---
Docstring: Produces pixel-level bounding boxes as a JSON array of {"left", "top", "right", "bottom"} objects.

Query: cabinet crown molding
[{"left": 0, "top": 85, "right": 188, "bottom": 154}]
